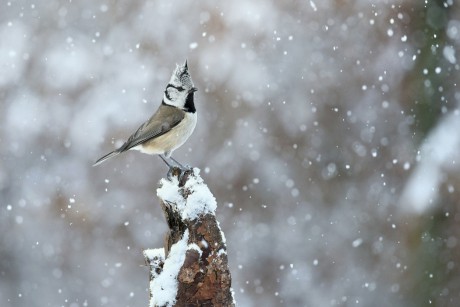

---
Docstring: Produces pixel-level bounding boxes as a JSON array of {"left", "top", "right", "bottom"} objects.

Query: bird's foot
[
  {"left": 169, "top": 156, "right": 192, "bottom": 170},
  {"left": 166, "top": 165, "right": 193, "bottom": 185},
  {"left": 166, "top": 166, "right": 180, "bottom": 181}
]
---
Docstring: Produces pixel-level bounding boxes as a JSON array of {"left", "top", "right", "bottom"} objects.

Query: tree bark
[{"left": 144, "top": 167, "right": 235, "bottom": 307}]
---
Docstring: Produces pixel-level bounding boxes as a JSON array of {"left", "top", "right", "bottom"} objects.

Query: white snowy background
[{"left": 1, "top": 0, "right": 460, "bottom": 306}]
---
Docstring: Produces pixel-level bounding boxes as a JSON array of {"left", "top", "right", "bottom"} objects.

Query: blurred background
[{"left": 1, "top": 0, "right": 460, "bottom": 306}]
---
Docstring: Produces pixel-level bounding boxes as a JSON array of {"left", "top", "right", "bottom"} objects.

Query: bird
[{"left": 93, "top": 60, "right": 197, "bottom": 173}]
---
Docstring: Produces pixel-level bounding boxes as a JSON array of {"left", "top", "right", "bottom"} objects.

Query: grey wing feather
[
  {"left": 117, "top": 104, "right": 185, "bottom": 152},
  {"left": 93, "top": 150, "right": 120, "bottom": 166}
]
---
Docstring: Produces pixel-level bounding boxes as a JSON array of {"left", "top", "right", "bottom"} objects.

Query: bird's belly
[{"left": 134, "top": 112, "right": 197, "bottom": 156}]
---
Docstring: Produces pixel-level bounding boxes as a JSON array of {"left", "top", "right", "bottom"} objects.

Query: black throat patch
[{"left": 184, "top": 92, "right": 196, "bottom": 113}]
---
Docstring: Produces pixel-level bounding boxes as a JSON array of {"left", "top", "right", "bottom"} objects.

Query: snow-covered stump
[{"left": 143, "top": 167, "right": 235, "bottom": 307}]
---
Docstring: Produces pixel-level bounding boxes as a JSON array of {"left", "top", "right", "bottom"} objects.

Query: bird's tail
[{"left": 93, "top": 150, "right": 120, "bottom": 167}]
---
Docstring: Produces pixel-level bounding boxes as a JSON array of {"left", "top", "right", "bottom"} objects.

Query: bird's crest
[{"left": 169, "top": 59, "right": 194, "bottom": 90}]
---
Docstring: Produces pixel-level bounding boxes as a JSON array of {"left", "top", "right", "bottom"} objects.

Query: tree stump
[{"left": 143, "top": 167, "right": 235, "bottom": 307}]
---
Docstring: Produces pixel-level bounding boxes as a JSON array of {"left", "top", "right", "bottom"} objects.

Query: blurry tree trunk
[
  {"left": 397, "top": 2, "right": 460, "bottom": 306},
  {"left": 144, "top": 167, "right": 235, "bottom": 307}
]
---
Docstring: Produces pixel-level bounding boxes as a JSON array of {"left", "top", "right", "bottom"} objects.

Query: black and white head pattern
[{"left": 163, "top": 60, "right": 195, "bottom": 109}]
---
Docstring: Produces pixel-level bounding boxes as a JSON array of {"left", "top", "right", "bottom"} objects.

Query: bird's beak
[{"left": 190, "top": 87, "right": 198, "bottom": 93}]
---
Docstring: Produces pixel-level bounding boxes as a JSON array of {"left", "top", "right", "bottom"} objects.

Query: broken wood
[{"left": 144, "top": 167, "right": 235, "bottom": 307}]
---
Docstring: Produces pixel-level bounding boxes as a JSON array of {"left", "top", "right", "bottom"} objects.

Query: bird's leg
[
  {"left": 169, "top": 156, "right": 188, "bottom": 170},
  {"left": 160, "top": 154, "right": 191, "bottom": 180},
  {"left": 159, "top": 155, "right": 175, "bottom": 180},
  {"left": 159, "top": 154, "right": 173, "bottom": 167}
]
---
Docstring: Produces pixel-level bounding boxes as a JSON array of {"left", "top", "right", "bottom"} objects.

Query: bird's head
[{"left": 163, "top": 60, "right": 197, "bottom": 109}]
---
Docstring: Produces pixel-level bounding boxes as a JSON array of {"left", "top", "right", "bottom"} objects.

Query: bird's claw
[
  {"left": 165, "top": 166, "right": 193, "bottom": 185},
  {"left": 166, "top": 166, "right": 188, "bottom": 181}
]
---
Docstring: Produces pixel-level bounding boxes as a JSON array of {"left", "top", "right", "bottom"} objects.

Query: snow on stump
[{"left": 143, "top": 167, "right": 235, "bottom": 307}]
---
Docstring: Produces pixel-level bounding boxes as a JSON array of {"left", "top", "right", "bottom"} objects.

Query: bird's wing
[
  {"left": 93, "top": 150, "right": 121, "bottom": 167},
  {"left": 117, "top": 104, "right": 185, "bottom": 152}
]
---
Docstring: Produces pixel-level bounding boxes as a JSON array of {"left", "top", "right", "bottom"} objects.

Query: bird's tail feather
[{"left": 93, "top": 150, "right": 120, "bottom": 167}]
